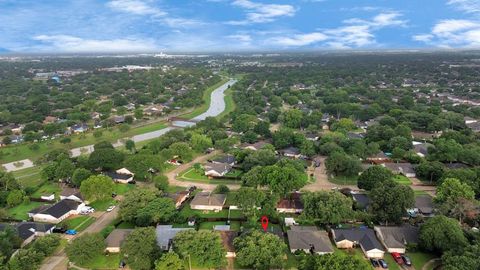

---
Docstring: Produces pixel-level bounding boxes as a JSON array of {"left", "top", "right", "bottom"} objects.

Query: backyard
[
  {"left": 7, "top": 201, "right": 45, "bottom": 220},
  {"left": 178, "top": 167, "right": 243, "bottom": 185}
]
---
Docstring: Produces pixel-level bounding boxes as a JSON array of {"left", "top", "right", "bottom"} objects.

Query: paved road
[
  {"left": 40, "top": 207, "right": 120, "bottom": 270},
  {"left": 165, "top": 150, "right": 241, "bottom": 191}
]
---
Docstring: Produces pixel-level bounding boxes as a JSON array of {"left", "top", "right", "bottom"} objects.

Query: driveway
[
  {"left": 165, "top": 150, "right": 241, "bottom": 191},
  {"left": 302, "top": 156, "right": 358, "bottom": 192},
  {"left": 40, "top": 207, "right": 120, "bottom": 270}
]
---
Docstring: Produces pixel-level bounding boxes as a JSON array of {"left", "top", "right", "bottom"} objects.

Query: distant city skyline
[{"left": 1, "top": 0, "right": 480, "bottom": 53}]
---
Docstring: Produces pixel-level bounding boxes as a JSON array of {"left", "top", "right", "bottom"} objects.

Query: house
[
  {"left": 105, "top": 168, "right": 134, "bottom": 184},
  {"left": 113, "top": 115, "right": 125, "bottom": 124},
  {"left": 220, "top": 231, "right": 237, "bottom": 258},
  {"left": 203, "top": 162, "right": 232, "bottom": 178},
  {"left": 60, "top": 187, "right": 83, "bottom": 203},
  {"left": 43, "top": 116, "right": 58, "bottom": 125},
  {"left": 10, "top": 124, "right": 23, "bottom": 134},
  {"left": 366, "top": 151, "right": 390, "bottom": 163},
  {"left": 321, "top": 113, "right": 331, "bottom": 123},
  {"left": 467, "top": 121, "right": 480, "bottom": 133},
  {"left": 409, "top": 195, "right": 434, "bottom": 217},
  {"left": 277, "top": 192, "right": 303, "bottom": 213},
  {"left": 374, "top": 225, "right": 420, "bottom": 254},
  {"left": 351, "top": 192, "right": 370, "bottom": 210},
  {"left": 305, "top": 133, "right": 319, "bottom": 141},
  {"left": 280, "top": 147, "right": 301, "bottom": 159},
  {"left": 143, "top": 104, "right": 164, "bottom": 116},
  {"left": 413, "top": 142, "right": 433, "bottom": 158},
  {"left": 9, "top": 135, "right": 24, "bottom": 144},
  {"left": 464, "top": 116, "right": 477, "bottom": 124},
  {"left": 105, "top": 229, "right": 133, "bottom": 253},
  {"left": 190, "top": 192, "right": 226, "bottom": 211},
  {"left": 124, "top": 103, "right": 135, "bottom": 111},
  {"left": 155, "top": 225, "right": 193, "bottom": 251},
  {"left": 332, "top": 228, "right": 385, "bottom": 259},
  {"left": 169, "top": 190, "right": 190, "bottom": 209},
  {"left": 0, "top": 222, "right": 55, "bottom": 247},
  {"left": 71, "top": 123, "right": 88, "bottom": 133},
  {"left": 29, "top": 199, "right": 85, "bottom": 224},
  {"left": 287, "top": 226, "right": 333, "bottom": 255},
  {"left": 212, "top": 155, "right": 236, "bottom": 166},
  {"left": 241, "top": 140, "right": 269, "bottom": 151},
  {"left": 382, "top": 163, "right": 416, "bottom": 178},
  {"left": 347, "top": 132, "right": 365, "bottom": 140}
]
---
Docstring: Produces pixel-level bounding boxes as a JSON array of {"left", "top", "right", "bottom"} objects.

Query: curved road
[{"left": 70, "top": 79, "right": 236, "bottom": 157}]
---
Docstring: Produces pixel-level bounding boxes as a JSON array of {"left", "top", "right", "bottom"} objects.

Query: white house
[
  {"left": 203, "top": 162, "right": 232, "bottom": 178},
  {"left": 29, "top": 199, "right": 85, "bottom": 224}
]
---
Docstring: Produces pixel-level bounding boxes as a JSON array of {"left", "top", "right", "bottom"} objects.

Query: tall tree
[
  {"left": 302, "top": 191, "right": 353, "bottom": 224},
  {"left": 369, "top": 180, "right": 414, "bottom": 224},
  {"left": 80, "top": 175, "right": 114, "bottom": 202},
  {"left": 357, "top": 165, "right": 393, "bottom": 190},
  {"left": 299, "top": 252, "right": 372, "bottom": 270},
  {"left": 155, "top": 252, "right": 185, "bottom": 270},
  {"left": 66, "top": 233, "right": 105, "bottom": 266},
  {"left": 419, "top": 215, "right": 467, "bottom": 253},
  {"left": 122, "top": 227, "right": 160, "bottom": 270},
  {"left": 173, "top": 230, "right": 226, "bottom": 268},
  {"left": 234, "top": 230, "right": 287, "bottom": 270}
]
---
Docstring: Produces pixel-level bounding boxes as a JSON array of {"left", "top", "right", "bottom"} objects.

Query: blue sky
[{"left": 0, "top": 0, "right": 479, "bottom": 53}]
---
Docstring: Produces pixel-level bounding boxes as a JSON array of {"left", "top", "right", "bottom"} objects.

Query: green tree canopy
[
  {"left": 299, "top": 252, "right": 372, "bottom": 270},
  {"left": 135, "top": 197, "right": 177, "bottom": 226},
  {"left": 357, "top": 165, "right": 393, "bottom": 190},
  {"left": 80, "top": 175, "right": 115, "bottom": 202},
  {"left": 173, "top": 230, "right": 226, "bottom": 268},
  {"left": 66, "top": 233, "right": 105, "bottom": 266},
  {"left": 302, "top": 191, "right": 353, "bottom": 224},
  {"left": 119, "top": 188, "right": 160, "bottom": 223},
  {"left": 325, "top": 152, "right": 362, "bottom": 177},
  {"left": 155, "top": 252, "right": 185, "bottom": 270},
  {"left": 122, "top": 227, "right": 160, "bottom": 270},
  {"left": 435, "top": 178, "right": 475, "bottom": 204},
  {"left": 369, "top": 180, "right": 414, "bottom": 224},
  {"left": 71, "top": 168, "right": 92, "bottom": 187},
  {"left": 419, "top": 215, "right": 468, "bottom": 253},
  {"left": 234, "top": 230, "right": 287, "bottom": 270}
]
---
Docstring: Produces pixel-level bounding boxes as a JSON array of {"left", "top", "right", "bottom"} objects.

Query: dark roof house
[
  {"left": 287, "top": 226, "right": 333, "bottom": 255},
  {"left": 374, "top": 225, "right": 420, "bottom": 253},
  {"left": 332, "top": 228, "right": 384, "bottom": 259}
]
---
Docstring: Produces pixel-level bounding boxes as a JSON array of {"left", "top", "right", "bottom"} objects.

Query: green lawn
[
  {"left": 329, "top": 175, "right": 358, "bottom": 185},
  {"left": 113, "top": 183, "right": 135, "bottom": 195},
  {"left": 407, "top": 252, "right": 438, "bottom": 270},
  {"left": 12, "top": 166, "right": 45, "bottom": 188},
  {"left": 224, "top": 169, "right": 243, "bottom": 178},
  {"left": 393, "top": 175, "right": 412, "bottom": 185},
  {"left": 116, "top": 221, "right": 135, "bottom": 229},
  {"left": 414, "top": 190, "right": 429, "bottom": 196},
  {"left": 31, "top": 182, "right": 61, "bottom": 198},
  {"left": 180, "top": 78, "right": 230, "bottom": 119},
  {"left": 61, "top": 216, "right": 96, "bottom": 231},
  {"left": 90, "top": 198, "right": 117, "bottom": 211},
  {"left": 81, "top": 253, "right": 120, "bottom": 270},
  {"left": 7, "top": 201, "right": 45, "bottom": 220}
]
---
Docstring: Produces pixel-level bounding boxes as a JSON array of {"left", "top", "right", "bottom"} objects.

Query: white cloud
[
  {"left": 227, "top": 34, "right": 252, "bottom": 43},
  {"left": 413, "top": 19, "right": 480, "bottom": 47},
  {"left": 269, "top": 12, "right": 405, "bottom": 48},
  {"left": 106, "top": 0, "right": 165, "bottom": 16},
  {"left": 273, "top": 32, "right": 328, "bottom": 46},
  {"left": 447, "top": 0, "right": 480, "bottom": 13},
  {"left": 227, "top": 0, "right": 296, "bottom": 25},
  {"left": 32, "top": 35, "right": 159, "bottom": 52}
]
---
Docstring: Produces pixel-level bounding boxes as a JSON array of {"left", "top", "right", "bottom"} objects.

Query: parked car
[
  {"left": 378, "top": 259, "right": 388, "bottom": 269},
  {"left": 106, "top": 205, "right": 116, "bottom": 212},
  {"left": 52, "top": 227, "right": 66, "bottom": 233},
  {"left": 391, "top": 252, "right": 403, "bottom": 265},
  {"left": 65, "top": 229, "right": 77, "bottom": 235},
  {"left": 370, "top": 258, "right": 379, "bottom": 267},
  {"left": 401, "top": 255, "right": 412, "bottom": 266}
]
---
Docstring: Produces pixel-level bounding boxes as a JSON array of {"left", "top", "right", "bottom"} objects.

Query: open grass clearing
[
  {"left": 407, "top": 252, "right": 438, "bottom": 270},
  {"left": 62, "top": 215, "right": 96, "bottom": 231},
  {"left": 81, "top": 253, "right": 120, "bottom": 270},
  {"left": 31, "top": 182, "right": 61, "bottom": 198},
  {"left": 393, "top": 175, "right": 412, "bottom": 185},
  {"left": 90, "top": 198, "right": 117, "bottom": 211},
  {"left": 7, "top": 201, "right": 45, "bottom": 220},
  {"left": 328, "top": 175, "right": 358, "bottom": 185}
]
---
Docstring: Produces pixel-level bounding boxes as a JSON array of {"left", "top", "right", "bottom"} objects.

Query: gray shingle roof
[
  {"left": 287, "top": 226, "right": 333, "bottom": 253},
  {"left": 375, "top": 225, "right": 419, "bottom": 249},
  {"left": 332, "top": 228, "right": 384, "bottom": 252},
  {"left": 190, "top": 192, "right": 226, "bottom": 208}
]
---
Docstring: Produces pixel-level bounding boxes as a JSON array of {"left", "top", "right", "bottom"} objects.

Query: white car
[
  {"left": 106, "top": 205, "right": 116, "bottom": 212},
  {"left": 81, "top": 206, "right": 95, "bottom": 214}
]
